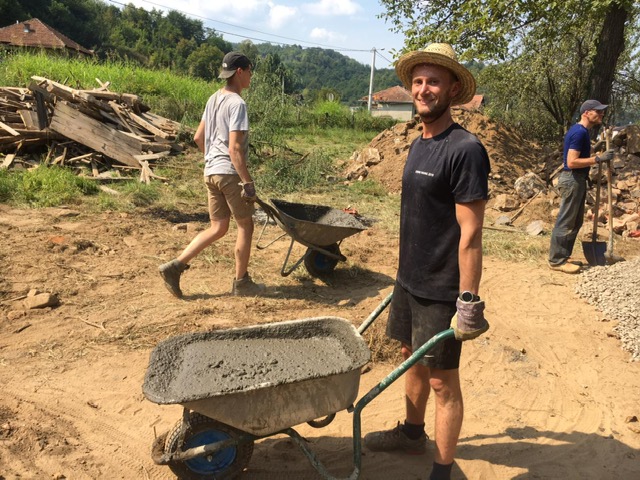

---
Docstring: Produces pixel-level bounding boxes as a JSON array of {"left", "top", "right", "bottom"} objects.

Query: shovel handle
[{"left": 605, "top": 127, "right": 614, "bottom": 254}]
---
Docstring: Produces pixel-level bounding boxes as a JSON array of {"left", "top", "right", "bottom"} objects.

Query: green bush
[{"left": 258, "top": 150, "right": 334, "bottom": 194}]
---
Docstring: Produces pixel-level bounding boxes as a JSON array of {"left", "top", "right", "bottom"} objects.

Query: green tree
[
  {"left": 380, "top": 0, "right": 638, "bottom": 129},
  {"left": 186, "top": 44, "right": 224, "bottom": 81},
  {"left": 237, "top": 40, "right": 259, "bottom": 66}
]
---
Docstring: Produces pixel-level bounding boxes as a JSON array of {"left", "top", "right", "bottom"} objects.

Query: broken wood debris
[{"left": 0, "top": 76, "right": 191, "bottom": 180}]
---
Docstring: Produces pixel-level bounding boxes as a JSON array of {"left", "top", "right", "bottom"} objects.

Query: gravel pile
[{"left": 575, "top": 257, "right": 640, "bottom": 362}]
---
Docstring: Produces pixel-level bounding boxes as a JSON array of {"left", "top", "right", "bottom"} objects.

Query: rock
[
  {"left": 23, "top": 293, "right": 59, "bottom": 309},
  {"left": 625, "top": 415, "right": 639, "bottom": 423},
  {"left": 514, "top": 172, "right": 546, "bottom": 200},
  {"left": 494, "top": 193, "right": 519, "bottom": 211},
  {"left": 495, "top": 215, "right": 512, "bottom": 226},
  {"left": 526, "top": 220, "right": 545, "bottom": 236}
]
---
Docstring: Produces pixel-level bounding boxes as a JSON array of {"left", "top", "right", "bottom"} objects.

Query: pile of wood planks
[{"left": 0, "top": 76, "right": 191, "bottom": 182}]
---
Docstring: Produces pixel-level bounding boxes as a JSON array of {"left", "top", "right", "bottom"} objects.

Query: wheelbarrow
[
  {"left": 143, "top": 294, "right": 455, "bottom": 480},
  {"left": 255, "top": 197, "right": 367, "bottom": 277}
]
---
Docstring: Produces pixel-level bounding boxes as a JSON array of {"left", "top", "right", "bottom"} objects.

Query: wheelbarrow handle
[
  {"left": 357, "top": 292, "right": 393, "bottom": 335},
  {"left": 255, "top": 196, "right": 281, "bottom": 223}
]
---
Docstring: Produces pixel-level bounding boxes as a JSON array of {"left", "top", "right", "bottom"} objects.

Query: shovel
[
  {"left": 582, "top": 159, "right": 606, "bottom": 266},
  {"left": 603, "top": 126, "right": 625, "bottom": 265}
]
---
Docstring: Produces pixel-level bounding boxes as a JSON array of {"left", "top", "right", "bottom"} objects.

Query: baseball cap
[
  {"left": 580, "top": 99, "right": 608, "bottom": 114},
  {"left": 219, "top": 52, "right": 252, "bottom": 79}
]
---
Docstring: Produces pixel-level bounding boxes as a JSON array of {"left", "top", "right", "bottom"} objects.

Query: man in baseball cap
[
  {"left": 363, "top": 43, "right": 490, "bottom": 480},
  {"left": 218, "top": 51, "right": 252, "bottom": 79},
  {"left": 579, "top": 99, "right": 608, "bottom": 115},
  {"left": 159, "top": 51, "right": 265, "bottom": 298},
  {"left": 548, "top": 99, "right": 614, "bottom": 273}
]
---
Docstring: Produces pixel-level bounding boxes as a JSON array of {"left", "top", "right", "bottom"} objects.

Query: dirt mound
[{"left": 346, "top": 108, "right": 545, "bottom": 195}]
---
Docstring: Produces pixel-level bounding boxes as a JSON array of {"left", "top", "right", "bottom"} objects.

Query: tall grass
[
  {"left": 0, "top": 166, "right": 98, "bottom": 207},
  {"left": 0, "top": 51, "right": 217, "bottom": 125}
]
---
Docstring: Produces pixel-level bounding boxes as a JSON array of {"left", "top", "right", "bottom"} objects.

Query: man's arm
[
  {"left": 456, "top": 199, "right": 486, "bottom": 295},
  {"left": 194, "top": 120, "right": 205, "bottom": 153},
  {"left": 228, "top": 130, "right": 252, "bottom": 184},
  {"left": 566, "top": 149, "right": 598, "bottom": 169}
]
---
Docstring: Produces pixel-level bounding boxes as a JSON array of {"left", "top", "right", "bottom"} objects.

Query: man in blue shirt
[{"left": 548, "top": 99, "right": 614, "bottom": 273}]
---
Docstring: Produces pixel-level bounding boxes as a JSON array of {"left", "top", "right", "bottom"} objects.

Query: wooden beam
[{"left": 49, "top": 101, "right": 142, "bottom": 168}]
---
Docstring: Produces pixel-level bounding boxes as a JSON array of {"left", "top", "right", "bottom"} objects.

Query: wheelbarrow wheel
[
  {"left": 304, "top": 244, "right": 340, "bottom": 277},
  {"left": 164, "top": 412, "right": 253, "bottom": 480}
]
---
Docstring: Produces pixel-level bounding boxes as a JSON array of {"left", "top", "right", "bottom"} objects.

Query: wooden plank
[
  {"left": 127, "top": 111, "right": 172, "bottom": 139},
  {"left": 134, "top": 152, "right": 169, "bottom": 162},
  {"left": 1, "top": 154, "right": 15, "bottom": 169},
  {"left": 0, "top": 121, "right": 20, "bottom": 136},
  {"left": 18, "top": 110, "right": 41, "bottom": 130},
  {"left": 49, "top": 101, "right": 142, "bottom": 168}
]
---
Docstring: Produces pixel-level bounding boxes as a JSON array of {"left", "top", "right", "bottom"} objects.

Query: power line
[{"left": 107, "top": 0, "right": 371, "bottom": 52}]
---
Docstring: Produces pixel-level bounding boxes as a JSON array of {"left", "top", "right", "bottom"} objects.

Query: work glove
[
  {"left": 595, "top": 149, "right": 614, "bottom": 164},
  {"left": 450, "top": 297, "right": 489, "bottom": 341},
  {"left": 240, "top": 181, "right": 257, "bottom": 203}
]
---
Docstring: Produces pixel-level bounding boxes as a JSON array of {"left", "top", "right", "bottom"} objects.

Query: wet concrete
[
  {"left": 272, "top": 199, "right": 366, "bottom": 230},
  {"left": 143, "top": 317, "right": 370, "bottom": 404}
]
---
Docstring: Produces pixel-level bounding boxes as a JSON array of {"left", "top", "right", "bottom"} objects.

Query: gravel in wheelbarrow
[{"left": 143, "top": 317, "right": 371, "bottom": 436}]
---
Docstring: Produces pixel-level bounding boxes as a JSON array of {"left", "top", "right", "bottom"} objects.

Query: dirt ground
[{"left": 1, "top": 200, "right": 639, "bottom": 480}]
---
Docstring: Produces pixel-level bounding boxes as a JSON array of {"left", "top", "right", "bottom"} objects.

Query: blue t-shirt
[
  {"left": 397, "top": 123, "right": 490, "bottom": 301},
  {"left": 563, "top": 123, "right": 591, "bottom": 174}
]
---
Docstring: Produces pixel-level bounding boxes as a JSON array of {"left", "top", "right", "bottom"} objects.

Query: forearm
[
  {"left": 456, "top": 200, "right": 486, "bottom": 294},
  {"left": 229, "top": 145, "right": 252, "bottom": 183},
  {"left": 458, "top": 238, "right": 483, "bottom": 294},
  {"left": 228, "top": 130, "right": 252, "bottom": 184}
]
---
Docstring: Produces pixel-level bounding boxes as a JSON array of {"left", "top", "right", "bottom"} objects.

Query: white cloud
[
  {"left": 309, "top": 27, "right": 346, "bottom": 43},
  {"left": 303, "top": 0, "right": 361, "bottom": 16},
  {"left": 268, "top": 4, "right": 298, "bottom": 29}
]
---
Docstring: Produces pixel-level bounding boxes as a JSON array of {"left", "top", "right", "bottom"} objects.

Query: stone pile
[{"left": 575, "top": 257, "right": 640, "bottom": 362}]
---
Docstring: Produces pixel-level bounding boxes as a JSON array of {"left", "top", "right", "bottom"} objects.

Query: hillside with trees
[{"left": 0, "top": 0, "right": 400, "bottom": 105}]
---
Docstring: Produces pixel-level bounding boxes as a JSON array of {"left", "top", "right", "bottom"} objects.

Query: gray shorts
[{"left": 386, "top": 282, "right": 461, "bottom": 369}]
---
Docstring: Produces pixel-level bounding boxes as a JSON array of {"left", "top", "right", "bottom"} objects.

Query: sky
[{"left": 118, "top": 0, "right": 407, "bottom": 68}]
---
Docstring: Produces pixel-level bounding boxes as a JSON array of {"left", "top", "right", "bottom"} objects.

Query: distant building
[
  {"left": 0, "top": 18, "right": 93, "bottom": 57},
  {"left": 362, "top": 86, "right": 415, "bottom": 121},
  {"left": 455, "top": 94, "right": 485, "bottom": 111}
]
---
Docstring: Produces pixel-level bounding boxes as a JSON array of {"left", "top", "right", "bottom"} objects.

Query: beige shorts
[{"left": 205, "top": 174, "right": 254, "bottom": 221}]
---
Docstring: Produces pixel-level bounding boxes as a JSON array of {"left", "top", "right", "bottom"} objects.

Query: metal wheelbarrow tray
[
  {"left": 256, "top": 198, "right": 368, "bottom": 277},
  {"left": 143, "top": 316, "right": 370, "bottom": 436},
  {"left": 143, "top": 295, "right": 455, "bottom": 480}
]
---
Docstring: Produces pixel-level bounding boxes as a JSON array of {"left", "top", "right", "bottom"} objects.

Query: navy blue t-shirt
[
  {"left": 563, "top": 123, "right": 591, "bottom": 174},
  {"left": 397, "top": 123, "right": 490, "bottom": 301}
]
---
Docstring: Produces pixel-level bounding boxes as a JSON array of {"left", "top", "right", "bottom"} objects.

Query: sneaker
[
  {"left": 363, "top": 422, "right": 428, "bottom": 454},
  {"left": 158, "top": 260, "right": 189, "bottom": 298},
  {"left": 232, "top": 273, "right": 266, "bottom": 296},
  {"left": 548, "top": 261, "right": 581, "bottom": 274}
]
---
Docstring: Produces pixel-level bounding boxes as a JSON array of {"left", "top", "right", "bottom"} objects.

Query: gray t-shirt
[{"left": 202, "top": 90, "right": 249, "bottom": 176}]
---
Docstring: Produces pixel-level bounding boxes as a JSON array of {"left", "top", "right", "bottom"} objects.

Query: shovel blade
[{"left": 582, "top": 240, "right": 607, "bottom": 266}]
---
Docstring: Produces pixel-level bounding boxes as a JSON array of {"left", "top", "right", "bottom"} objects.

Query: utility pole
[{"left": 367, "top": 47, "right": 376, "bottom": 112}]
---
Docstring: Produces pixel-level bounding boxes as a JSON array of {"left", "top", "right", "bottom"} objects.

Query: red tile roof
[
  {"left": 455, "top": 94, "right": 484, "bottom": 111},
  {"left": 0, "top": 18, "right": 93, "bottom": 55},
  {"left": 362, "top": 85, "right": 413, "bottom": 104}
]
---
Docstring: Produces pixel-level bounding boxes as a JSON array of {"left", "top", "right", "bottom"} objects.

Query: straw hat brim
[{"left": 395, "top": 51, "right": 476, "bottom": 106}]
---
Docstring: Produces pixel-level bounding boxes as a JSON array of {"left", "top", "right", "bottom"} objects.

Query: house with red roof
[{"left": 0, "top": 18, "right": 93, "bottom": 57}]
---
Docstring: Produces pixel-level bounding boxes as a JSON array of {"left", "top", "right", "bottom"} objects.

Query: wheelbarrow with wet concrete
[
  {"left": 143, "top": 294, "right": 455, "bottom": 480},
  {"left": 254, "top": 197, "right": 367, "bottom": 277}
]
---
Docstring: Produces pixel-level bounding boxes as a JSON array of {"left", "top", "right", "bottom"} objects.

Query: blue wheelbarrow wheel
[
  {"left": 165, "top": 412, "right": 254, "bottom": 480},
  {"left": 304, "top": 243, "right": 340, "bottom": 277}
]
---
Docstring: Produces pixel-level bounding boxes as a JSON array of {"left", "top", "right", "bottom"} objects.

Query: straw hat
[{"left": 395, "top": 43, "right": 476, "bottom": 106}]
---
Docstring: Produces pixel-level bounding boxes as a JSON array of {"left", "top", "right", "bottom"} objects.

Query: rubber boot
[{"left": 158, "top": 259, "right": 189, "bottom": 298}]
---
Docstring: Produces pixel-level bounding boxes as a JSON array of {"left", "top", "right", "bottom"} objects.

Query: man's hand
[
  {"left": 450, "top": 297, "right": 489, "bottom": 341},
  {"left": 595, "top": 149, "right": 614, "bottom": 164},
  {"left": 240, "top": 181, "right": 257, "bottom": 203}
]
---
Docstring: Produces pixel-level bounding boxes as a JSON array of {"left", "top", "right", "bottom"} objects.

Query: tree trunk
[{"left": 588, "top": 3, "right": 628, "bottom": 104}]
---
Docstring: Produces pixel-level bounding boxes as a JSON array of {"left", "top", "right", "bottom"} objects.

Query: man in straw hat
[
  {"left": 158, "top": 52, "right": 265, "bottom": 298},
  {"left": 363, "top": 43, "right": 490, "bottom": 479}
]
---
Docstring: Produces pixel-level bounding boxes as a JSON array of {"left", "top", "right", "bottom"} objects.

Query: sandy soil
[{"left": 1, "top": 202, "right": 639, "bottom": 480}]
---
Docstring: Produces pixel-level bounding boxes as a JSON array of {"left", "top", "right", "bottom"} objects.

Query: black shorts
[{"left": 386, "top": 282, "right": 461, "bottom": 369}]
